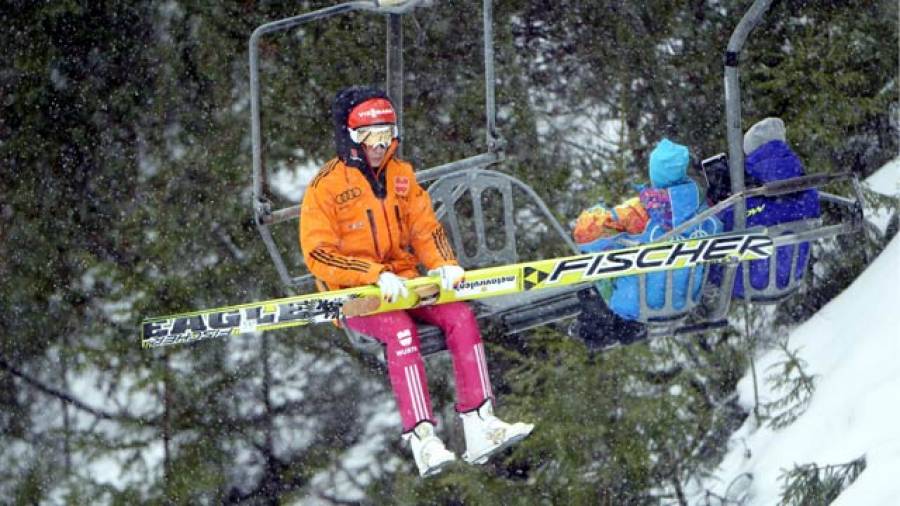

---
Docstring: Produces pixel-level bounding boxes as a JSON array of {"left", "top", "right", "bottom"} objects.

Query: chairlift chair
[
  {"left": 248, "top": 0, "right": 584, "bottom": 358},
  {"left": 248, "top": 0, "right": 867, "bottom": 357},
  {"left": 543, "top": 0, "right": 866, "bottom": 340},
  {"left": 633, "top": 0, "right": 866, "bottom": 338}
]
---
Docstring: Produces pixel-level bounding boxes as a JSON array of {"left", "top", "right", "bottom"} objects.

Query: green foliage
[
  {"left": 745, "top": 1, "right": 898, "bottom": 175},
  {"left": 12, "top": 463, "right": 45, "bottom": 505},
  {"left": 778, "top": 456, "right": 866, "bottom": 506},
  {"left": 761, "top": 341, "right": 817, "bottom": 430}
]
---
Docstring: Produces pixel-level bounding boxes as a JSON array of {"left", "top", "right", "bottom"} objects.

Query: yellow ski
[{"left": 141, "top": 231, "right": 773, "bottom": 348}]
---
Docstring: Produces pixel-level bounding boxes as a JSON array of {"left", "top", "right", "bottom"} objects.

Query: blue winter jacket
[{"left": 712, "top": 140, "right": 820, "bottom": 297}]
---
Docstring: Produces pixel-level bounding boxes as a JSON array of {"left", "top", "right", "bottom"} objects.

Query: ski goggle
[{"left": 349, "top": 124, "right": 397, "bottom": 149}]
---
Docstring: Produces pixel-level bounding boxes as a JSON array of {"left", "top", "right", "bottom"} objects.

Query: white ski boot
[
  {"left": 403, "top": 421, "right": 456, "bottom": 477},
  {"left": 460, "top": 400, "right": 534, "bottom": 465}
]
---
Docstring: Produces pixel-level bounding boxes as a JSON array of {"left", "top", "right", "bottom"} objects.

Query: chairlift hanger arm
[
  {"left": 250, "top": 1, "right": 422, "bottom": 41},
  {"left": 724, "top": 0, "right": 774, "bottom": 231},
  {"left": 250, "top": 0, "right": 426, "bottom": 208}
]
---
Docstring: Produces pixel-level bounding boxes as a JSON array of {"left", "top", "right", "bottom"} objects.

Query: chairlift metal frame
[
  {"left": 248, "top": 0, "right": 584, "bottom": 356},
  {"left": 697, "top": 0, "right": 865, "bottom": 328},
  {"left": 620, "top": 0, "right": 865, "bottom": 337},
  {"left": 247, "top": 0, "right": 867, "bottom": 353},
  {"left": 249, "top": 0, "right": 515, "bottom": 292}
]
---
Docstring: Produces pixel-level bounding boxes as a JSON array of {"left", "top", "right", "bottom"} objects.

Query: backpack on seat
[{"left": 572, "top": 198, "right": 649, "bottom": 347}]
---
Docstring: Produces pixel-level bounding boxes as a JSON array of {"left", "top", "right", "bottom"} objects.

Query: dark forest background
[{"left": 1, "top": 1, "right": 897, "bottom": 504}]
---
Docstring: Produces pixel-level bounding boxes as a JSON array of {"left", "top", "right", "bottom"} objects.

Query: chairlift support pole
[
  {"left": 386, "top": 13, "right": 404, "bottom": 155},
  {"left": 483, "top": 0, "right": 502, "bottom": 151},
  {"left": 703, "top": 0, "right": 775, "bottom": 319},
  {"left": 724, "top": 0, "right": 774, "bottom": 232}
]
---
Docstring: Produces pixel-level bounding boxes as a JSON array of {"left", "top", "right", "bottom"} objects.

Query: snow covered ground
[
  {"left": 865, "top": 157, "right": 900, "bottom": 233},
  {"left": 692, "top": 160, "right": 900, "bottom": 505},
  {"left": 866, "top": 157, "right": 900, "bottom": 198}
]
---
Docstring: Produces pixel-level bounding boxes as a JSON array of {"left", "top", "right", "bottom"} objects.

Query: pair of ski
[{"left": 141, "top": 231, "right": 774, "bottom": 349}]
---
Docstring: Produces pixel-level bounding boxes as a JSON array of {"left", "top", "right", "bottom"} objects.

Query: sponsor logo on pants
[
  {"left": 397, "top": 329, "right": 412, "bottom": 346},
  {"left": 396, "top": 346, "right": 419, "bottom": 357}
]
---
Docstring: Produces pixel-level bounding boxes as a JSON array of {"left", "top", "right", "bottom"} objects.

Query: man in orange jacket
[{"left": 300, "top": 86, "right": 532, "bottom": 477}]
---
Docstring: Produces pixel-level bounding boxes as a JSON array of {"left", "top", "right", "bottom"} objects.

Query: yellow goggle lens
[{"left": 353, "top": 126, "right": 395, "bottom": 148}]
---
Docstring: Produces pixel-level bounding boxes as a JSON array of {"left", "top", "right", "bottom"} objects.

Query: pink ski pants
[{"left": 344, "top": 302, "right": 493, "bottom": 432}]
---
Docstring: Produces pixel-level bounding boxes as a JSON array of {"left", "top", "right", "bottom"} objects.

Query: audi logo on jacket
[
  {"left": 334, "top": 187, "right": 362, "bottom": 205},
  {"left": 299, "top": 142, "right": 458, "bottom": 291}
]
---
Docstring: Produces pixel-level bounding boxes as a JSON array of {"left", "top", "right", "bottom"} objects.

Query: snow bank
[
  {"left": 865, "top": 156, "right": 900, "bottom": 197},
  {"left": 695, "top": 233, "right": 900, "bottom": 505}
]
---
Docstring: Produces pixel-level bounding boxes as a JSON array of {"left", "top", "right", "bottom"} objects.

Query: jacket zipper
[
  {"left": 381, "top": 201, "right": 394, "bottom": 254},
  {"left": 394, "top": 205, "right": 405, "bottom": 245},
  {"left": 366, "top": 209, "right": 382, "bottom": 259}
]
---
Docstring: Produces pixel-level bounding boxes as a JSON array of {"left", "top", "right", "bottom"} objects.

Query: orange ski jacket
[{"left": 299, "top": 142, "right": 458, "bottom": 291}]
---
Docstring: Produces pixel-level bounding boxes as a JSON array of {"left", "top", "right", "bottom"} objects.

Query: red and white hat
[
  {"left": 347, "top": 97, "right": 398, "bottom": 148},
  {"left": 348, "top": 98, "right": 397, "bottom": 129}
]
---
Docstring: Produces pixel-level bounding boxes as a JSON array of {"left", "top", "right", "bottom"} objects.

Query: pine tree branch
[{"left": 0, "top": 356, "right": 122, "bottom": 422}]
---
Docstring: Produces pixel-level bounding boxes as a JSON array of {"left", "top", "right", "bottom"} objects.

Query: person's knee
[
  {"left": 414, "top": 302, "right": 474, "bottom": 328},
  {"left": 441, "top": 303, "right": 479, "bottom": 336}
]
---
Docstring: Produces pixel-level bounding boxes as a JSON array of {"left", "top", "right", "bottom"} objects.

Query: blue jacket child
[{"left": 578, "top": 139, "right": 722, "bottom": 321}]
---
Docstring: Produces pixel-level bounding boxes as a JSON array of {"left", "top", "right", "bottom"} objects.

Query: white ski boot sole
[
  {"left": 463, "top": 424, "right": 534, "bottom": 465},
  {"left": 419, "top": 454, "right": 456, "bottom": 478}
]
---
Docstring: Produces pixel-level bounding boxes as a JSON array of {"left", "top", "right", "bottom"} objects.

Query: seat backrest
[
  {"left": 718, "top": 174, "right": 821, "bottom": 302},
  {"left": 735, "top": 217, "right": 820, "bottom": 303},
  {"left": 428, "top": 170, "right": 519, "bottom": 268},
  {"left": 705, "top": 142, "right": 822, "bottom": 304},
  {"left": 427, "top": 168, "right": 579, "bottom": 265},
  {"left": 638, "top": 263, "right": 710, "bottom": 323}
]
